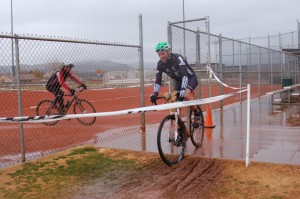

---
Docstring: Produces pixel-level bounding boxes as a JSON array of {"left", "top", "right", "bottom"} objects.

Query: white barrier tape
[
  {"left": 0, "top": 115, "right": 64, "bottom": 123},
  {"left": 207, "top": 66, "right": 246, "bottom": 90},
  {"left": 0, "top": 89, "right": 247, "bottom": 123}
]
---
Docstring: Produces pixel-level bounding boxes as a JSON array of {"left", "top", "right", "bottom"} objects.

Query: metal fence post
[
  {"left": 167, "top": 22, "right": 172, "bottom": 93},
  {"left": 258, "top": 48, "right": 261, "bottom": 97},
  {"left": 219, "top": 34, "right": 223, "bottom": 108},
  {"left": 206, "top": 17, "right": 212, "bottom": 107},
  {"left": 14, "top": 35, "right": 25, "bottom": 162},
  {"left": 138, "top": 14, "right": 145, "bottom": 132},
  {"left": 296, "top": 57, "right": 300, "bottom": 84},
  {"left": 232, "top": 39, "right": 235, "bottom": 72},
  {"left": 268, "top": 34, "right": 273, "bottom": 91},
  {"left": 295, "top": 60, "right": 297, "bottom": 84},
  {"left": 297, "top": 59, "right": 299, "bottom": 84},
  {"left": 288, "top": 54, "right": 291, "bottom": 78},
  {"left": 195, "top": 28, "right": 201, "bottom": 99},
  {"left": 239, "top": 42, "right": 242, "bottom": 101},
  {"left": 298, "top": 19, "right": 300, "bottom": 49},
  {"left": 248, "top": 39, "right": 251, "bottom": 84},
  {"left": 297, "top": 19, "right": 300, "bottom": 49},
  {"left": 11, "top": 39, "right": 16, "bottom": 89},
  {"left": 279, "top": 32, "right": 283, "bottom": 79},
  {"left": 270, "top": 51, "right": 273, "bottom": 91}
]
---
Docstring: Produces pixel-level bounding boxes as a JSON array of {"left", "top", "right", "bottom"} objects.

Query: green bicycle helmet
[{"left": 155, "top": 42, "right": 170, "bottom": 52}]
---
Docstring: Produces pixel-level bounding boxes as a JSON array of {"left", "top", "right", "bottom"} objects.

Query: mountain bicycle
[
  {"left": 36, "top": 86, "right": 96, "bottom": 126},
  {"left": 153, "top": 92, "right": 205, "bottom": 166}
]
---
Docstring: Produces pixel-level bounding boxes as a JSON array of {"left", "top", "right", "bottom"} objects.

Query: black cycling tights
[{"left": 52, "top": 89, "right": 64, "bottom": 110}]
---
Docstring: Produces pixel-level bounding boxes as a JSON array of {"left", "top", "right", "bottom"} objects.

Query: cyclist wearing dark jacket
[
  {"left": 150, "top": 42, "right": 201, "bottom": 135},
  {"left": 155, "top": 53, "right": 198, "bottom": 94},
  {"left": 46, "top": 62, "right": 86, "bottom": 113}
]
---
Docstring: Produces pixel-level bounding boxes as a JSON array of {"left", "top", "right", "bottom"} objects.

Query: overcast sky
[{"left": 0, "top": 0, "right": 299, "bottom": 64}]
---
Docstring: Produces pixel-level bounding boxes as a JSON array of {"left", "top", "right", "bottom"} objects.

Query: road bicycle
[
  {"left": 36, "top": 86, "right": 96, "bottom": 126},
  {"left": 153, "top": 92, "right": 205, "bottom": 166}
]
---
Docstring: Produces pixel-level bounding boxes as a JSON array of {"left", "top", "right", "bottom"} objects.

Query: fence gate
[{"left": 168, "top": 17, "right": 211, "bottom": 99}]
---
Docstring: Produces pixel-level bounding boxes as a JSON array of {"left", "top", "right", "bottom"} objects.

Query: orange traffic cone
[{"left": 204, "top": 106, "right": 215, "bottom": 128}]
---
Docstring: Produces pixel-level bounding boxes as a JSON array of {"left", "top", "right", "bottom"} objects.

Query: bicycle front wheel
[
  {"left": 190, "top": 108, "right": 204, "bottom": 147},
  {"left": 73, "top": 99, "right": 96, "bottom": 126},
  {"left": 157, "top": 115, "right": 186, "bottom": 166},
  {"left": 36, "top": 100, "right": 60, "bottom": 126}
]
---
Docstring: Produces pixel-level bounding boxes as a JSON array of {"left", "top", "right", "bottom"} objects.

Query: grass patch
[{"left": 0, "top": 146, "right": 137, "bottom": 199}]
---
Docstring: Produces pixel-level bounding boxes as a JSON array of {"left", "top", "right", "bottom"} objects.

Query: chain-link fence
[
  {"left": 236, "top": 19, "right": 300, "bottom": 51},
  {"left": 168, "top": 17, "right": 300, "bottom": 110},
  {"left": 211, "top": 34, "right": 299, "bottom": 102},
  {"left": 0, "top": 33, "right": 147, "bottom": 167},
  {"left": 168, "top": 17, "right": 210, "bottom": 100}
]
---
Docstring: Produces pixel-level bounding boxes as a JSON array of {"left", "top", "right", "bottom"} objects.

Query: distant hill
[
  {"left": 0, "top": 60, "right": 132, "bottom": 74},
  {"left": 76, "top": 60, "right": 132, "bottom": 73}
]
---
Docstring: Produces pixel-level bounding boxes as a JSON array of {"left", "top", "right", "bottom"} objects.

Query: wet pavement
[{"left": 95, "top": 95, "right": 300, "bottom": 165}]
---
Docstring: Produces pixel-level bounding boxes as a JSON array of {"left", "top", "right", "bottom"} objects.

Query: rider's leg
[
  {"left": 54, "top": 89, "right": 64, "bottom": 113},
  {"left": 183, "top": 75, "right": 199, "bottom": 113},
  {"left": 184, "top": 88, "right": 201, "bottom": 128},
  {"left": 184, "top": 87, "right": 201, "bottom": 113},
  {"left": 184, "top": 88, "right": 198, "bottom": 111},
  {"left": 184, "top": 75, "right": 202, "bottom": 128}
]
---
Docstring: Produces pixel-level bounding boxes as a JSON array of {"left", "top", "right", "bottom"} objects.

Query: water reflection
[{"left": 93, "top": 96, "right": 300, "bottom": 165}]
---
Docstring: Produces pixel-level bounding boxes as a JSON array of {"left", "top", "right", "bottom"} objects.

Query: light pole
[
  {"left": 182, "top": 0, "right": 185, "bottom": 21},
  {"left": 11, "top": 0, "right": 16, "bottom": 88},
  {"left": 11, "top": 0, "right": 14, "bottom": 34},
  {"left": 298, "top": 19, "right": 300, "bottom": 49},
  {"left": 183, "top": 0, "right": 186, "bottom": 59}
]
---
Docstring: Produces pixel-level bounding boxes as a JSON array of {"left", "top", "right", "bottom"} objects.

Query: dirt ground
[
  {"left": 1, "top": 146, "right": 300, "bottom": 199},
  {"left": 70, "top": 150, "right": 300, "bottom": 199}
]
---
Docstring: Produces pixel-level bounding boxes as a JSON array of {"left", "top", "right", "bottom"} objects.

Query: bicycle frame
[
  {"left": 170, "top": 107, "right": 181, "bottom": 142},
  {"left": 156, "top": 96, "right": 185, "bottom": 143},
  {"left": 155, "top": 92, "right": 205, "bottom": 165},
  {"left": 60, "top": 87, "right": 85, "bottom": 114}
]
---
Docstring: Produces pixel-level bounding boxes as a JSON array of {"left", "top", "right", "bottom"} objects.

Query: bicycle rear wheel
[
  {"left": 157, "top": 114, "right": 186, "bottom": 166},
  {"left": 190, "top": 107, "right": 204, "bottom": 147},
  {"left": 73, "top": 99, "right": 96, "bottom": 126},
  {"left": 36, "top": 100, "right": 60, "bottom": 126}
]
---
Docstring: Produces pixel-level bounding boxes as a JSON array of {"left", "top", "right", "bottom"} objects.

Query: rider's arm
[
  {"left": 154, "top": 69, "right": 163, "bottom": 93},
  {"left": 59, "top": 72, "right": 71, "bottom": 91},
  {"left": 177, "top": 56, "right": 189, "bottom": 90},
  {"left": 69, "top": 72, "right": 83, "bottom": 85},
  {"left": 180, "top": 75, "right": 188, "bottom": 90}
]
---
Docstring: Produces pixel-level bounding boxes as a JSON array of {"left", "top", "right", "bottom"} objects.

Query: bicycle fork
[{"left": 170, "top": 109, "right": 181, "bottom": 143}]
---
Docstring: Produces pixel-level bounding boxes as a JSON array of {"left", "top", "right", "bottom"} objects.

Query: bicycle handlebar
[{"left": 64, "top": 85, "right": 86, "bottom": 96}]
